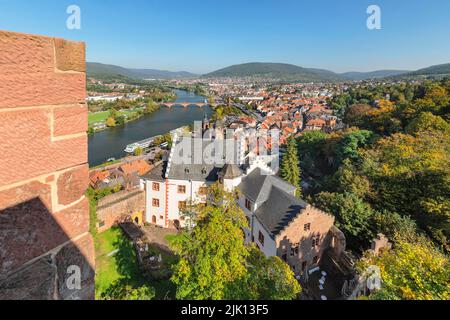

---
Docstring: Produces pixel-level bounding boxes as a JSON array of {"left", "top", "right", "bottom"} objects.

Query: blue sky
[{"left": 0, "top": 0, "right": 449, "bottom": 74}]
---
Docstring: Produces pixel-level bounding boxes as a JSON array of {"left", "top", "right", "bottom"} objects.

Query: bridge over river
[{"left": 160, "top": 101, "right": 210, "bottom": 108}]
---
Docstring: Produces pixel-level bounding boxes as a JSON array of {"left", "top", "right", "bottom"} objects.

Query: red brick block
[
  {"left": 57, "top": 165, "right": 89, "bottom": 206},
  {"left": 0, "top": 31, "right": 55, "bottom": 75},
  {"left": 0, "top": 108, "right": 87, "bottom": 186},
  {"left": 0, "top": 197, "right": 70, "bottom": 274},
  {"left": 53, "top": 104, "right": 88, "bottom": 137},
  {"left": 0, "top": 31, "right": 86, "bottom": 109},
  {"left": 0, "top": 73, "right": 86, "bottom": 109},
  {"left": 54, "top": 38, "right": 86, "bottom": 72},
  {"left": 0, "top": 179, "right": 52, "bottom": 211},
  {"left": 54, "top": 197, "right": 89, "bottom": 239}
]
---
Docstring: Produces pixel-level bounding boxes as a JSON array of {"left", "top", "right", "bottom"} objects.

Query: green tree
[
  {"left": 171, "top": 184, "right": 301, "bottom": 300},
  {"left": 234, "top": 247, "right": 301, "bottom": 300},
  {"left": 170, "top": 185, "right": 249, "bottom": 300},
  {"left": 134, "top": 147, "right": 143, "bottom": 156},
  {"left": 405, "top": 112, "right": 450, "bottom": 135},
  {"left": 101, "top": 280, "right": 155, "bottom": 300},
  {"left": 115, "top": 115, "right": 126, "bottom": 126},
  {"left": 281, "top": 136, "right": 301, "bottom": 197},
  {"left": 362, "top": 131, "right": 450, "bottom": 249},
  {"left": 371, "top": 210, "right": 418, "bottom": 243},
  {"left": 357, "top": 239, "right": 450, "bottom": 300},
  {"left": 315, "top": 192, "right": 375, "bottom": 250}
]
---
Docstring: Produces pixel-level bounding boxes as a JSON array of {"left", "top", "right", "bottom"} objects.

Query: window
[
  {"left": 258, "top": 231, "right": 265, "bottom": 246},
  {"left": 245, "top": 198, "right": 252, "bottom": 211},
  {"left": 159, "top": 216, "right": 164, "bottom": 220},
  {"left": 98, "top": 220, "right": 105, "bottom": 228},
  {"left": 198, "top": 186, "right": 207, "bottom": 195},
  {"left": 178, "top": 185, "right": 186, "bottom": 194},
  {"left": 312, "top": 235, "right": 321, "bottom": 248},
  {"left": 152, "top": 198, "right": 160, "bottom": 207},
  {"left": 313, "top": 256, "right": 319, "bottom": 264},
  {"left": 152, "top": 182, "right": 160, "bottom": 191},
  {"left": 246, "top": 216, "right": 251, "bottom": 227},
  {"left": 304, "top": 223, "right": 311, "bottom": 231},
  {"left": 178, "top": 201, "right": 187, "bottom": 211}
]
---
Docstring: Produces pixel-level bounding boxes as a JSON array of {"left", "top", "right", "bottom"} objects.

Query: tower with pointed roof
[{"left": 219, "top": 164, "right": 243, "bottom": 191}]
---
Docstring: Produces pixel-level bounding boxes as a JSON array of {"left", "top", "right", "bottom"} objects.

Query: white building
[{"left": 141, "top": 136, "right": 344, "bottom": 273}]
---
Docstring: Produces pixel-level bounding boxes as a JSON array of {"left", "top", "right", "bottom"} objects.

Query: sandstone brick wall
[
  {"left": 276, "top": 205, "right": 335, "bottom": 273},
  {"left": 0, "top": 30, "right": 94, "bottom": 300},
  {"left": 97, "top": 189, "right": 145, "bottom": 233}
]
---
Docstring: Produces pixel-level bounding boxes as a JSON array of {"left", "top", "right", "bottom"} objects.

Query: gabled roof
[
  {"left": 254, "top": 186, "right": 307, "bottom": 236},
  {"left": 142, "top": 162, "right": 166, "bottom": 182},
  {"left": 238, "top": 168, "right": 296, "bottom": 204},
  {"left": 120, "top": 159, "right": 152, "bottom": 176},
  {"left": 220, "top": 164, "right": 242, "bottom": 179},
  {"left": 167, "top": 138, "right": 241, "bottom": 182}
]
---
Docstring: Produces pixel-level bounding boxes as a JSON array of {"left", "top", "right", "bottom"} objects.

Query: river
[{"left": 88, "top": 90, "right": 213, "bottom": 167}]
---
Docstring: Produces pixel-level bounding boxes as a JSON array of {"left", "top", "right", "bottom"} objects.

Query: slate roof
[
  {"left": 238, "top": 168, "right": 296, "bottom": 204},
  {"left": 220, "top": 164, "right": 242, "bottom": 179},
  {"left": 168, "top": 164, "right": 222, "bottom": 182},
  {"left": 142, "top": 162, "right": 166, "bottom": 182},
  {"left": 254, "top": 186, "right": 307, "bottom": 236},
  {"left": 167, "top": 138, "right": 240, "bottom": 182},
  {"left": 239, "top": 168, "right": 307, "bottom": 237}
]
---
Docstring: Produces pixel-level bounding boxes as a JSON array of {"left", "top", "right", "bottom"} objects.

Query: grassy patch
[
  {"left": 89, "top": 111, "right": 110, "bottom": 124},
  {"left": 95, "top": 228, "right": 140, "bottom": 298},
  {"left": 165, "top": 233, "right": 185, "bottom": 247},
  {"left": 95, "top": 227, "right": 177, "bottom": 300},
  {"left": 88, "top": 109, "right": 140, "bottom": 125}
]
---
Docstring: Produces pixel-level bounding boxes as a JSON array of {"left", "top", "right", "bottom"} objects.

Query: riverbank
[{"left": 88, "top": 90, "right": 212, "bottom": 166}]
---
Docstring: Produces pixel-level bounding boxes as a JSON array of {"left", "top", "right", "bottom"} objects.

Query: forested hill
[
  {"left": 204, "top": 62, "right": 344, "bottom": 82},
  {"left": 87, "top": 62, "right": 197, "bottom": 80}
]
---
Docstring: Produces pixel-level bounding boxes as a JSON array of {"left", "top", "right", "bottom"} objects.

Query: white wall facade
[
  {"left": 144, "top": 179, "right": 166, "bottom": 227},
  {"left": 166, "top": 179, "right": 208, "bottom": 227},
  {"left": 252, "top": 217, "right": 277, "bottom": 257}
]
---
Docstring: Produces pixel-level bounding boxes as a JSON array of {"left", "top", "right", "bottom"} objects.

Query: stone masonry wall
[
  {"left": 0, "top": 31, "right": 94, "bottom": 300},
  {"left": 97, "top": 189, "right": 145, "bottom": 233},
  {"left": 276, "top": 205, "right": 335, "bottom": 273}
]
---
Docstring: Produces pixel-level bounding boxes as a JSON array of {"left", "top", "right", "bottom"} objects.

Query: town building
[{"left": 141, "top": 136, "right": 345, "bottom": 274}]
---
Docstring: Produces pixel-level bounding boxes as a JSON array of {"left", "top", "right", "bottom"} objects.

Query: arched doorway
[
  {"left": 152, "top": 215, "right": 157, "bottom": 224},
  {"left": 173, "top": 219, "right": 181, "bottom": 230}
]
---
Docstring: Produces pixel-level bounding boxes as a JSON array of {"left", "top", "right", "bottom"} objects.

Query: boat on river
[{"left": 124, "top": 136, "right": 161, "bottom": 153}]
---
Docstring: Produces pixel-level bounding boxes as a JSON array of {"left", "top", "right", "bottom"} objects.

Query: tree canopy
[{"left": 170, "top": 184, "right": 301, "bottom": 300}]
